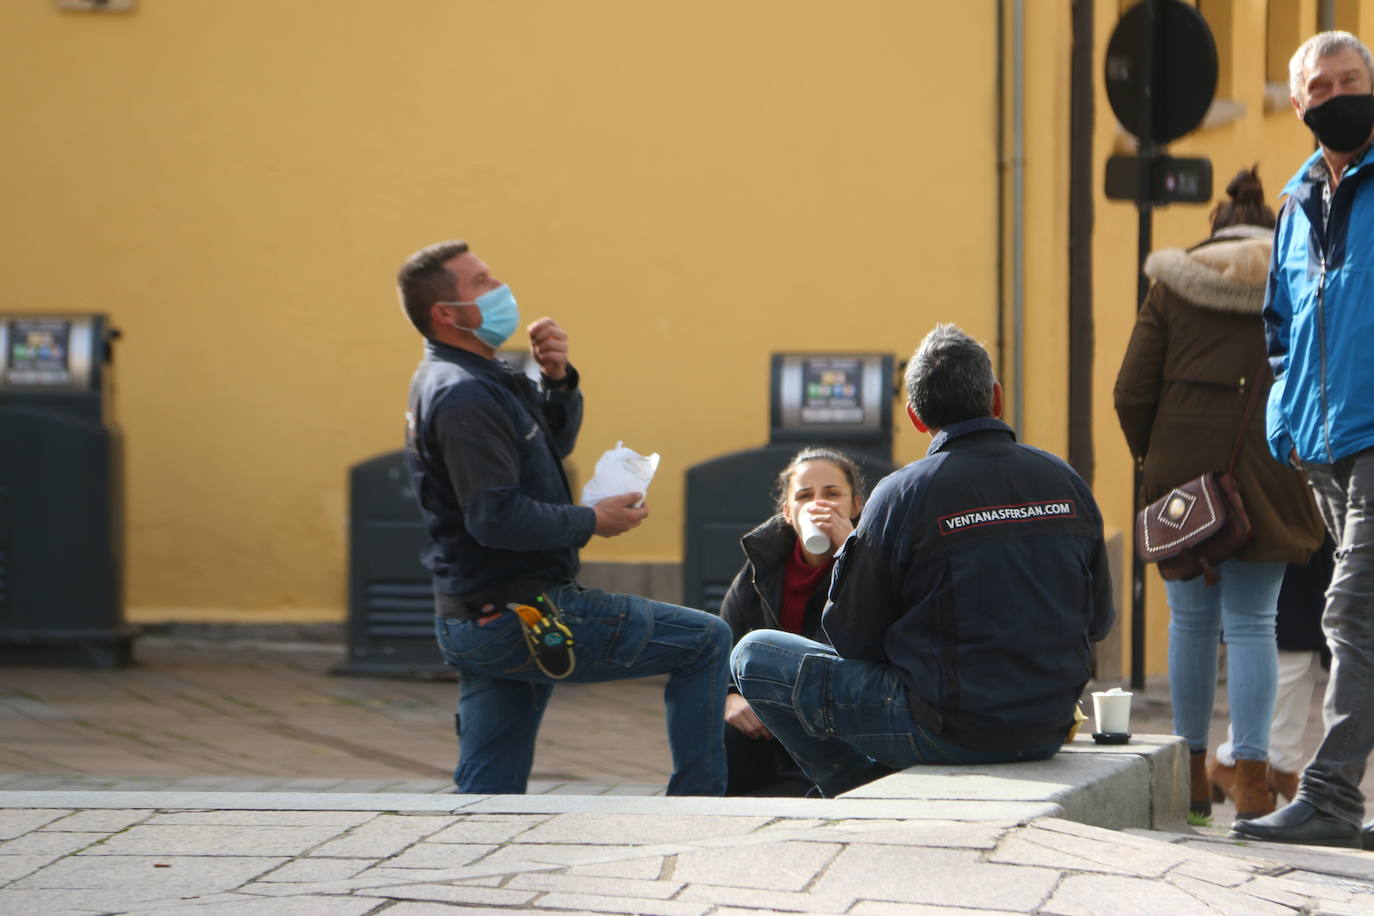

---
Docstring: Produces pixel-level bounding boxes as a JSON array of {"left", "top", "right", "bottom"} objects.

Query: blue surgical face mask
[{"left": 448, "top": 285, "right": 519, "bottom": 349}]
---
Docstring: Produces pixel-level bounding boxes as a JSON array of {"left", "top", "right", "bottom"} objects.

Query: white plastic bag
[{"left": 580, "top": 441, "right": 660, "bottom": 508}]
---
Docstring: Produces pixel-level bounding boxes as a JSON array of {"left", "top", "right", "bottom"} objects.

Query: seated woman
[{"left": 719, "top": 446, "right": 865, "bottom": 795}]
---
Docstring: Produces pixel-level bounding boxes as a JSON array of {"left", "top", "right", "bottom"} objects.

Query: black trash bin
[
  {"left": 336, "top": 449, "right": 450, "bottom": 677},
  {"left": 0, "top": 314, "right": 131, "bottom": 667}
]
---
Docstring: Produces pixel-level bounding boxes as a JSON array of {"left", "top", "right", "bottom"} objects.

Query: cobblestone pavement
[
  {"left": 5, "top": 633, "right": 1374, "bottom": 912},
  {"left": 2, "top": 793, "right": 1374, "bottom": 914}
]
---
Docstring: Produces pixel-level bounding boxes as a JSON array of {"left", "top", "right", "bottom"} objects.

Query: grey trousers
[{"left": 1298, "top": 447, "right": 1374, "bottom": 826}]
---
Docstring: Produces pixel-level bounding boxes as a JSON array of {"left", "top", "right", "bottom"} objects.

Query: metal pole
[{"left": 1129, "top": 0, "right": 1160, "bottom": 692}]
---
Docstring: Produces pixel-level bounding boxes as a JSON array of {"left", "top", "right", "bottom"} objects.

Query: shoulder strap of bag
[{"left": 1226, "top": 355, "right": 1271, "bottom": 476}]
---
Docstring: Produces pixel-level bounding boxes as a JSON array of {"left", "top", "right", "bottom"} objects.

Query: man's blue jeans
[
  {"left": 434, "top": 583, "right": 731, "bottom": 796},
  {"left": 731, "top": 631, "right": 1061, "bottom": 797}
]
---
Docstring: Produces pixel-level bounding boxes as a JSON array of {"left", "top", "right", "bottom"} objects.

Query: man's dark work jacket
[
  {"left": 405, "top": 340, "right": 596, "bottom": 599},
  {"left": 823, "top": 417, "right": 1116, "bottom": 753}
]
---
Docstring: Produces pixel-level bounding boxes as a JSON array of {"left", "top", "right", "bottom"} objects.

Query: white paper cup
[
  {"left": 1092, "top": 690, "right": 1133, "bottom": 734},
  {"left": 798, "top": 503, "right": 830, "bottom": 555}
]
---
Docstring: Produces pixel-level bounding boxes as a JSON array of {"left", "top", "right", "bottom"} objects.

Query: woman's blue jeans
[
  {"left": 434, "top": 583, "right": 731, "bottom": 796},
  {"left": 730, "top": 631, "right": 1060, "bottom": 797},
  {"left": 1164, "top": 559, "right": 1285, "bottom": 760}
]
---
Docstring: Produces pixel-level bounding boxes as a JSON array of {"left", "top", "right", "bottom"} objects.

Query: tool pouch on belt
[{"left": 506, "top": 591, "right": 576, "bottom": 680}]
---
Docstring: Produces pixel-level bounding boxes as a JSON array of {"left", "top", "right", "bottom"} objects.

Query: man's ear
[
  {"left": 906, "top": 404, "right": 929, "bottom": 433},
  {"left": 991, "top": 382, "right": 1004, "bottom": 420}
]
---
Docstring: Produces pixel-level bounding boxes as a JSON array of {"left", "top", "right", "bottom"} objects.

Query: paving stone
[
  {"left": 80, "top": 824, "right": 346, "bottom": 857},
  {"left": 42, "top": 810, "right": 149, "bottom": 833},
  {"left": 381, "top": 842, "right": 496, "bottom": 869},
  {"left": 675, "top": 883, "right": 857, "bottom": 913},
  {"left": 532, "top": 892, "right": 710, "bottom": 915},
  {"left": 426, "top": 814, "right": 547, "bottom": 844},
  {"left": 812, "top": 844, "right": 1059, "bottom": 911},
  {"left": 670, "top": 840, "right": 842, "bottom": 890},
  {"left": 815, "top": 820, "right": 1006, "bottom": 849},
  {"left": 1171, "top": 836, "right": 1374, "bottom": 881},
  {"left": 517, "top": 813, "right": 771, "bottom": 846},
  {"left": 0, "top": 831, "right": 104, "bottom": 856},
  {"left": 5, "top": 855, "right": 287, "bottom": 909},
  {"left": 1311, "top": 899, "right": 1374, "bottom": 916},
  {"left": 258, "top": 857, "right": 377, "bottom": 882},
  {"left": 146, "top": 810, "right": 375, "bottom": 827},
  {"left": 849, "top": 903, "right": 1023, "bottom": 916},
  {"left": 508, "top": 872, "right": 683, "bottom": 899},
  {"left": 1166, "top": 873, "right": 1295, "bottom": 916},
  {"left": 997, "top": 823, "right": 1192, "bottom": 876},
  {"left": 0, "top": 855, "right": 60, "bottom": 884},
  {"left": 307, "top": 814, "right": 453, "bottom": 857},
  {"left": 0, "top": 791, "right": 481, "bottom": 813},
  {"left": 134, "top": 894, "right": 381, "bottom": 914},
  {"left": 1168, "top": 858, "right": 1261, "bottom": 887},
  {"left": 460, "top": 793, "right": 1056, "bottom": 822},
  {"left": 382, "top": 905, "right": 598, "bottom": 916},
  {"left": 353, "top": 881, "right": 538, "bottom": 906},
  {"left": 0, "top": 809, "right": 69, "bottom": 839},
  {"left": 566, "top": 855, "right": 665, "bottom": 879},
  {"left": 1042, "top": 873, "right": 1222, "bottom": 915},
  {"left": 1240, "top": 873, "right": 1338, "bottom": 907},
  {"left": 480, "top": 842, "right": 686, "bottom": 868}
]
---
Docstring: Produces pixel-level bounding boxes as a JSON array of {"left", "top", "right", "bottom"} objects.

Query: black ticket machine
[
  {"left": 0, "top": 314, "right": 131, "bottom": 667},
  {"left": 683, "top": 353, "right": 897, "bottom": 612}
]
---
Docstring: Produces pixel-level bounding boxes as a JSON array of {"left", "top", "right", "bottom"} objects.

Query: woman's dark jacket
[
  {"left": 719, "top": 515, "right": 831, "bottom": 647},
  {"left": 1114, "top": 225, "right": 1324, "bottom": 564}
]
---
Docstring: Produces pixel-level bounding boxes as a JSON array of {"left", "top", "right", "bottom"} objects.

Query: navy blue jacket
[
  {"left": 405, "top": 341, "right": 596, "bottom": 598},
  {"left": 823, "top": 418, "right": 1115, "bottom": 752}
]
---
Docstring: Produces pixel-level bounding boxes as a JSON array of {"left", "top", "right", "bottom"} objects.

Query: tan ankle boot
[
  {"left": 1207, "top": 757, "right": 1236, "bottom": 804},
  {"left": 1233, "top": 758, "right": 1276, "bottom": 820},
  {"left": 1270, "top": 767, "right": 1299, "bottom": 803},
  {"left": 1189, "top": 751, "right": 1212, "bottom": 817}
]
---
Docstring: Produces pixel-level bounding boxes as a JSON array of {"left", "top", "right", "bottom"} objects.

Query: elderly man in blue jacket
[
  {"left": 397, "top": 239, "right": 731, "bottom": 797},
  {"left": 731, "top": 324, "right": 1116, "bottom": 798},
  {"left": 1232, "top": 31, "right": 1374, "bottom": 849}
]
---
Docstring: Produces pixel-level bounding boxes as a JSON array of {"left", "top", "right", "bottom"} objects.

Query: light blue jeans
[
  {"left": 731, "top": 631, "right": 1060, "bottom": 797},
  {"left": 1164, "top": 559, "right": 1285, "bottom": 760},
  {"left": 434, "top": 583, "right": 731, "bottom": 796}
]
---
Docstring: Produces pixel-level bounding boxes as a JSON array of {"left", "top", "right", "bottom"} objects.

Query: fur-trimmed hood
[{"left": 1143, "top": 224, "right": 1272, "bottom": 315}]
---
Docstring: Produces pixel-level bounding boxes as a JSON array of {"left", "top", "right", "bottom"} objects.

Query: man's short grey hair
[
  {"left": 904, "top": 324, "right": 995, "bottom": 430},
  {"left": 1290, "top": 31, "right": 1374, "bottom": 102}
]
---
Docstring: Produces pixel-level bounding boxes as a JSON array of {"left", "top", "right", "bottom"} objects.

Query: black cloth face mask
[{"left": 1303, "top": 92, "right": 1374, "bottom": 153}]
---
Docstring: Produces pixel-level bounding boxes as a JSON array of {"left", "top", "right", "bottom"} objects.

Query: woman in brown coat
[{"left": 1114, "top": 167, "right": 1325, "bottom": 822}]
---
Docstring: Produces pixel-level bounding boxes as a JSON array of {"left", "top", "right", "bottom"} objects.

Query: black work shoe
[
  {"left": 1230, "top": 800, "right": 1360, "bottom": 848},
  {"left": 1361, "top": 820, "right": 1374, "bottom": 851}
]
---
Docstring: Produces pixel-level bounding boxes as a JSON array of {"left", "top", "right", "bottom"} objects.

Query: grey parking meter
[{"left": 0, "top": 314, "right": 131, "bottom": 667}]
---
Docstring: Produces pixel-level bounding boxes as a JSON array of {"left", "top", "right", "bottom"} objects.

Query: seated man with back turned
[
  {"left": 397, "top": 239, "right": 732, "bottom": 796},
  {"left": 732, "top": 324, "right": 1116, "bottom": 797}
]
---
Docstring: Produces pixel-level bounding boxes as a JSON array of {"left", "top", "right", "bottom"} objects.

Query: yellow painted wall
[
  {"left": 1, "top": 0, "right": 1337, "bottom": 671},
  {"left": 0, "top": 1, "right": 1001, "bottom": 621}
]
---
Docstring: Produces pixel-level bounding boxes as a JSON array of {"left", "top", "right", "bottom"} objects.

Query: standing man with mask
[
  {"left": 397, "top": 240, "right": 731, "bottom": 796},
  {"left": 1232, "top": 32, "right": 1374, "bottom": 848}
]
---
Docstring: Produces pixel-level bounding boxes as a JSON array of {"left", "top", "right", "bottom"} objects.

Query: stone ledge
[{"left": 839, "top": 734, "right": 1187, "bottom": 832}]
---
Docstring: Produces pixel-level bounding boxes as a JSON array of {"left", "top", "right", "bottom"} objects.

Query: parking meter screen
[
  {"left": 801, "top": 357, "right": 864, "bottom": 424},
  {"left": 5, "top": 319, "right": 72, "bottom": 386}
]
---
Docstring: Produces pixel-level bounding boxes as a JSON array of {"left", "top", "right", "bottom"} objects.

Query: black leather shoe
[
  {"left": 1361, "top": 820, "right": 1374, "bottom": 851},
  {"left": 1230, "top": 800, "right": 1360, "bottom": 848}
]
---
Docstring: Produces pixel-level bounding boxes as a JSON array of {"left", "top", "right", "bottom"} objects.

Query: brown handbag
[{"left": 1134, "top": 358, "right": 1268, "bottom": 586}]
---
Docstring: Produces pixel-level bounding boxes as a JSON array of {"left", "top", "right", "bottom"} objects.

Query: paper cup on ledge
[{"left": 1091, "top": 689, "right": 1132, "bottom": 743}]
